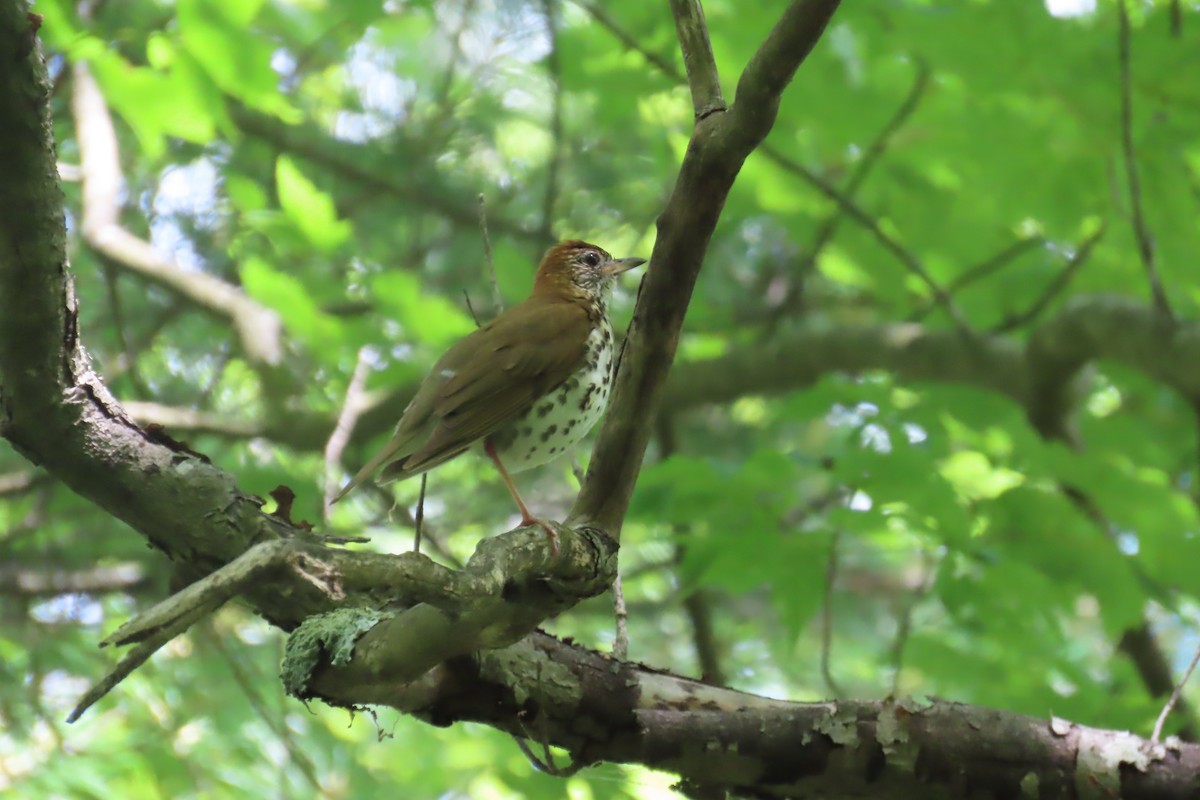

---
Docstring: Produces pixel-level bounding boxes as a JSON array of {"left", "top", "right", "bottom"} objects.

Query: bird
[{"left": 331, "top": 240, "right": 647, "bottom": 551}]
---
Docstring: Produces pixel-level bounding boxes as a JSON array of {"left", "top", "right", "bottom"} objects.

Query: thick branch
[{"left": 308, "top": 631, "right": 1200, "bottom": 799}]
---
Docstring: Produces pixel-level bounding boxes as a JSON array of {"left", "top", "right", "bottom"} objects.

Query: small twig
[
  {"left": 572, "top": 0, "right": 681, "bottom": 79},
  {"left": 478, "top": 194, "right": 503, "bottom": 318},
  {"left": 463, "top": 289, "right": 481, "bottom": 327},
  {"left": 768, "top": 61, "right": 930, "bottom": 328},
  {"left": 1152, "top": 639, "right": 1200, "bottom": 742},
  {"left": 68, "top": 629, "right": 179, "bottom": 722},
  {"left": 1150, "top": 402, "right": 1200, "bottom": 741},
  {"left": 775, "top": 152, "right": 969, "bottom": 333},
  {"left": 612, "top": 575, "right": 629, "bottom": 659},
  {"left": 889, "top": 553, "right": 938, "bottom": 696},
  {"left": 514, "top": 716, "right": 585, "bottom": 777},
  {"left": 991, "top": 224, "right": 1106, "bottom": 333},
  {"left": 909, "top": 235, "right": 1045, "bottom": 322},
  {"left": 656, "top": 416, "right": 726, "bottom": 684},
  {"left": 1117, "top": 0, "right": 1173, "bottom": 321},
  {"left": 414, "top": 473, "right": 427, "bottom": 554},
  {"left": 819, "top": 529, "right": 844, "bottom": 697},
  {"left": 324, "top": 347, "right": 373, "bottom": 520},
  {"left": 948, "top": 236, "right": 1046, "bottom": 295},
  {"left": 382, "top": 485, "right": 462, "bottom": 568},
  {"left": 99, "top": 257, "right": 151, "bottom": 398}
]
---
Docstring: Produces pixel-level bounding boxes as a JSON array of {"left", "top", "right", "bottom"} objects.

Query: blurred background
[{"left": 3, "top": 0, "right": 1200, "bottom": 796}]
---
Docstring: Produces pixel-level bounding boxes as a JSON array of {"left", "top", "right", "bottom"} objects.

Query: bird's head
[{"left": 533, "top": 240, "right": 646, "bottom": 303}]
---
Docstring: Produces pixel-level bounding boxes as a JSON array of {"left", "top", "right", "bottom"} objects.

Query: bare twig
[
  {"left": 612, "top": 575, "right": 630, "bottom": 659},
  {"left": 889, "top": 554, "right": 938, "bottom": 696},
  {"left": 571, "top": 0, "right": 680, "bottom": 77},
  {"left": 1116, "top": 0, "right": 1172, "bottom": 320},
  {"left": 909, "top": 235, "right": 1045, "bottom": 321},
  {"left": 766, "top": 152, "right": 969, "bottom": 332},
  {"left": 1151, "top": 639, "right": 1200, "bottom": 742},
  {"left": 991, "top": 224, "right": 1106, "bottom": 333},
  {"left": 478, "top": 194, "right": 503, "bottom": 318},
  {"left": 948, "top": 236, "right": 1046, "bottom": 295},
  {"left": 769, "top": 61, "right": 930, "bottom": 325},
  {"left": 513, "top": 724, "right": 585, "bottom": 777},
  {"left": 414, "top": 473, "right": 427, "bottom": 554},
  {"left": 819, "top": 529, "right": 844, "bottom": 697},
  {"left": 324, "top": 347, "right": 373, "bottom": 519},
  {"left": 463, "top": 289, "right": 481, "bottom": 327},
  {"left": 68, "top": 629, "right": 181, "bottom": 723},
  {"left": 668, "top": 0, "right": 725, "bottom": 118},
  {"left": 101, "top": 540, "right": 292, "bottom": 649}
]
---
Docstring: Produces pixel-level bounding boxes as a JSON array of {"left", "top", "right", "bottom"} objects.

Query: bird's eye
[{"left": 582, "top": 251, "right": 601, "bottom": 267}]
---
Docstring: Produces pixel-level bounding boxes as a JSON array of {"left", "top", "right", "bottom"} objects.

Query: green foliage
[{"left": 5, "top": 0, "right": 1200, "bottom": 796}]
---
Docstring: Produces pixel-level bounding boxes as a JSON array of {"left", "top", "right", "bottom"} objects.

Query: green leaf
[
  {"left": 370, "top": 271, "right": 476, "bottom": 348},
  {"left": 275, "top": 156, "right": 352, "bottom": 253},
  {"left": 241, "top": 256, "right": 344, "bottom": 354}
]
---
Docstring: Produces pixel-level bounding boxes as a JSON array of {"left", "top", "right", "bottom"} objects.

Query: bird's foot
[{"left": 522, "top": 515, "right": 560, "bottom": 558}]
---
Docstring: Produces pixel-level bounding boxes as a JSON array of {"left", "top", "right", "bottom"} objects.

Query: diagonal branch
[
  {"left": 992, "top": 224, "right": 1106, "bottom": 333},
  {"left": 769, "top": 60, "right": 931, "bottom": 325},
  {"left": 574, "top": 0, "right": 937, "bottom": 315},
  {"left": 569, "top": 0, "right": 842, "bottom": 535}
]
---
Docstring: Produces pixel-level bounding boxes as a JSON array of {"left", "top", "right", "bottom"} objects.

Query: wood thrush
[{"left": 331, "top": 241, "right": 646, "bottom": 550}]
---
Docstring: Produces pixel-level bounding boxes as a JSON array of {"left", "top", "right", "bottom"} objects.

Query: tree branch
[
  {"left": 71, "top": 63, "right": 287, "bottom": 373},
  {"left": 569, "top": 0, "right": 842, "bottom": 535},
  {"left": 309, "top": 630, "right": 1200, "bottom": 799},
  {"left": 668, "top": 0, "right": 725, "bottom": 118}
]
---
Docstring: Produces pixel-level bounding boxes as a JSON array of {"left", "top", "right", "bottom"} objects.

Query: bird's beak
[{"left": 601, "top": 256, "right": 647, "bottom": 278}]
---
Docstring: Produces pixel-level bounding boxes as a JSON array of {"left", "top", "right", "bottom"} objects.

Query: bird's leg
[{"left": 484, "top": 439, "right": 559, "bottom": 556}]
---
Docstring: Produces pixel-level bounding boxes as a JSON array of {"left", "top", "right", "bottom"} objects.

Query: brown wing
[
  {"left": 399, "top": 296, "right": 591, "bottom": 473},
  {"left": 330, "top": 296, "right": 589, "bottom": 501}
]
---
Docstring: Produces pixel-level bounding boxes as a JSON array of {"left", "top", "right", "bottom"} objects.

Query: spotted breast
[{"left": 486, "top": 318, "right": 615, "bottom": 472}]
